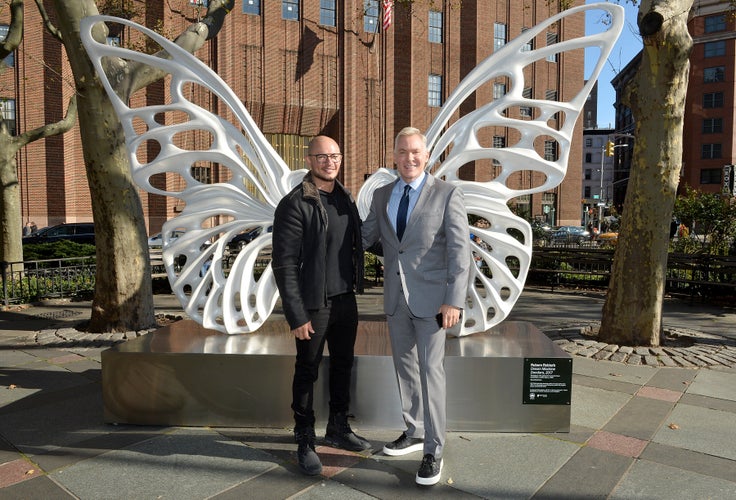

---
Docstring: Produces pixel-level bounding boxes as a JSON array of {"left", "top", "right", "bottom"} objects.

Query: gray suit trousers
[{"left": 387, "top": 293, "right": 447, "bottom": 460}]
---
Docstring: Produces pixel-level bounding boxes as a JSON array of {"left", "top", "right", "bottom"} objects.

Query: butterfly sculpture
[{"left": 80, "top": 3, "right": 623, "bottom": 336}]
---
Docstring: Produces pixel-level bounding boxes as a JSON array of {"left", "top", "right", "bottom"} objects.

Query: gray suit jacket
[{"left": 363, "top": 175, "right": 471, "bottom": 317}]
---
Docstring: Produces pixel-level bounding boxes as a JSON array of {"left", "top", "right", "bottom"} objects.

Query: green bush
[{"left": 23, "top": 241, "right": 96, "bottom": 261}]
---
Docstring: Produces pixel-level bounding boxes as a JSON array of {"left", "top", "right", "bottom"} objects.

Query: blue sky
[{"left": 585, "top": 0, "right": 642, "bottom": 128}]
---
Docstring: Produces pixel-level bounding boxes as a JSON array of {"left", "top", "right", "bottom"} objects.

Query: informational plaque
[{"left": 523, "top": 358, "right": 572, "bottom": 405}]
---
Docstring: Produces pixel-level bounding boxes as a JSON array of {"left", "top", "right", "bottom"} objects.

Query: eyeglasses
[{"left": 309, "top": 153, "right": 343, "bottom": 163}]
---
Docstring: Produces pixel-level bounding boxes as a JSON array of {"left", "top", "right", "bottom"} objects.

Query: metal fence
[
  {"left": 1, "top": 257, "right": 97, "bottom": 306},
  {"left": 3, "top": 250, "right": 735, "bottom": 306}
]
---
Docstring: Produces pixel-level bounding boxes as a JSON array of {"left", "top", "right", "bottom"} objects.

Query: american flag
[{"left": 382, "top": 0, "right": 393, "bottom": 32}]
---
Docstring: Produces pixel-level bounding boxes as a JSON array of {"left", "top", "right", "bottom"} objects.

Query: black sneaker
[
  {"left": 382, "top": 432, "right": 424, "bottom": 456},
  {"left": 415, "top": 454, "right": 443, "bottom": 486}
]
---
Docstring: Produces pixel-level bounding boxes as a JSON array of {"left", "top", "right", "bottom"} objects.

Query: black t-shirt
[{"left": 320, "top": 189, "right": 355, "bottom": 297}]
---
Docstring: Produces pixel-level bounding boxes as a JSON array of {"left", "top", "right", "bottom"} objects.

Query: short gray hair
[{"left": 394, "top": 127, "right": 427, "bottom": 151}]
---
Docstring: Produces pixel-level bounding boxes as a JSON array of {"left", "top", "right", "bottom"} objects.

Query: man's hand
[
  {"left": 292, "top": 321, "right": 315, "bottom": 340},
  {"left": 437, "top": 304, "right": 462, "bottom": 329}
]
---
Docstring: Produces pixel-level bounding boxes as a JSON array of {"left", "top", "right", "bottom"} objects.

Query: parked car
[
  {"left": 228, "top": 225, "right": 273, "bottom": 251},
  {"left": 550, "top": 225, "right": 589, "bottom": 245},
  {"left": 22, "top": 223, "right": 95, "bottom": 245},
  {"left": 148, "top": 229, "right": 186, "bottom": 248}
]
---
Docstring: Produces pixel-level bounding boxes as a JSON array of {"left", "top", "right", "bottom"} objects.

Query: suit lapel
[{"left": 405, "top": 174, "right": 434, "bottom": 236}]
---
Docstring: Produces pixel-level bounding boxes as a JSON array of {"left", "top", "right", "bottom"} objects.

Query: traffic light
[{"left": 605, "top": 141, "right": 615, "bottom": 157}]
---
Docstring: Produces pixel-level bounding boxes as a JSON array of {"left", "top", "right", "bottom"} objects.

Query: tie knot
[{"left": 403, "top": 185, "right": 411, "bottom": 195}]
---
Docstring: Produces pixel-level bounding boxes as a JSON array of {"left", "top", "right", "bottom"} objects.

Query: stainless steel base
[{"left": 102, "top": 320, "right": 571, "bottom": 432}]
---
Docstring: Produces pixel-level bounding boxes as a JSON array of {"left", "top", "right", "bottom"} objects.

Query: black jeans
[{"left": 292, "top": 293, "right": 358, "bottom": 428}]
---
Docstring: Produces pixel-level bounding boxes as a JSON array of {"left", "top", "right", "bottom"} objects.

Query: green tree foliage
[{"left": 673, "top": 187, "right": 736, "bottom": 255}]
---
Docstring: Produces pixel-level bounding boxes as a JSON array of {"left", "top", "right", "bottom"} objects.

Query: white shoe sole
[
  {"left": 415, "top": 458, "right": 443, "bottom": 486},
  {"left": 382, "top": 441, "right": 424, "bottom": 456}
]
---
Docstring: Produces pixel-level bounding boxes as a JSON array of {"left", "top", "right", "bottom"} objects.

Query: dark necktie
[{"left": 396, "top": 184, "right": 411, "bottom": 240}]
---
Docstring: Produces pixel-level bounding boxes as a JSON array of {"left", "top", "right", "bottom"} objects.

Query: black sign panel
[{"left": 523, "top": 358, "right": 572, "bottom": 405}]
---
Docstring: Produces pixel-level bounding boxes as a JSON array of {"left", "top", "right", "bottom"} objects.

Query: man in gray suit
[{"left": 363, "top": 127, "right": 471, "bottom": 486}]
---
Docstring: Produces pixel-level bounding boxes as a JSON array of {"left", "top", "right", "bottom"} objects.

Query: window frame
[
  {"left": 282, "top": 0, "right": 299, "bottom": 21},
  {"left": 701, "top": 143, "right": 722, "bottom": 159},
  {"left": 702, "top": 117, "right": 723, "bottom": 134},
  {"left": 428, "top": 74, "right": 443, "bottom": 107},
  {"left": 704, "top": 40, "right": 726, "bottom": 58},
  {"left": 320, "top": 0, "right": 336, "bottom": 27},
  {"left": 703, "top": 91, "right": 724, "bottom": 108},
  {"left": 704, "top": 66, "right": 725, "bottom": 83},
  {"left": 429, "top": 10, "right": 443, "bottom": 44},
  {"left": 242, "top": 0, "right": 260, "bottom": 15},
  {"left": 364, "top": 0, "right": 379, "bottom": 33},
  {"left": 704, "top": 14, "right": 726, "bottom": 33},
  {"left": 494, "top": 23, "right": 507, "bottom": 52}
]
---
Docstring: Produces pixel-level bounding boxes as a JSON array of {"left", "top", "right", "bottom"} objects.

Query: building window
[
  {"left": 320, "top": 0, "right": 336, "bottom": 27},
  {"left": 191, "top": 166, "right": 212, "bottom": 184},
  {"left": 704, "top": 40, "right": 726, "bottom": 58},
  {"left": 364, "top": 0, "right": 379, "bottom": 33},
  {"left": 546, "top": 32, "right": 558, "bottom": 62},
  {"left": 585, "top": 169, "right": 592, "bottom": 180},
  {"left": 544, "top": 140, "right": 558, "bottom": 161},
  {"left": 492, "top": 136, "right": 505, "bottom": 164},
  {"left": 703, "top": 92, "right": 724, "bottom": 108},
  {"left": 585, "top": 153, "right": 592, "bottom": 163},
  {"left": 494, "top": 23, "right": 506, "bottom": 52},
  {"left": 545, "top": 89, "right": 557, "bottom": 101},
  {"left": 188, "top": 0, "right": 208, "bottom": 6},
  {"left": 428, "top": 74, "right": 442, "bottom": 107},
  {"left": 0, "top": 25, "right": 13, "bottom": 67},
  {"left": 429, "top": 10, "right": 443, "bottom": 43},
  {"left": 493, "top": 82, "right": 506, "bottom": 99},
  {"left": 704, "top": 14, "right": 726, "bottom": 33},
  {"left": 585, "top": 138, "right": 592, "bottom": 147},
  {"left": 521, "top": 28, "right": 533, "bottom": 52},
  {"left": 702, "top": 118, "right": 723, "bottom": 134},
  {"left": 701, "top": 143, "right": 722, "bottom": 159},
  {"left": 242, "top": 0, "right": 260, "bottom": 15},
  {"left": 700, "top": 168, "right": 722, "bottom": 184},
  {"left": 704, "top": 66, "right": 725, "bottom": 83},
  {"left": 0, "top": 98, "right": 16, "bottom": 135},
  {"left": 282, "top": 0, "right": 299, "bottom": 20},
  {"left": 106, "top": 36, "right": 120, "bottom": 47},
  {"left": 584, "top": 186, "right": 591, "bottom": 198},
  {"left": 520, "top": 87, "right": 533, "bottom": 117}
]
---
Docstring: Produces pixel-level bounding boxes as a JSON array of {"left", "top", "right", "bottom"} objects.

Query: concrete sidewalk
[{"left": 1, "top": 287, "right": 735, "bottom": 499}]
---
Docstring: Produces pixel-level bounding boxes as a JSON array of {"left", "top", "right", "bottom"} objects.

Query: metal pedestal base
[{"left": 102, "top": 320, "right": 571, "bottom": 432}]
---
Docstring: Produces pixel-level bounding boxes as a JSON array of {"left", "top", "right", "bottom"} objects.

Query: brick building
[
  {"left": 611, "top": 0, "right": 736, "bottom": 208},
  {"left": 2, "top": 0, "right": 588, "bottom": 235}
]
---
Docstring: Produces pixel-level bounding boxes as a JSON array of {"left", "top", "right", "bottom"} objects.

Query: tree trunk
[
  {"left": 47, "top": 0, "right": 233, "bottom": 332},
  {"left": 599, "top": 0, "right": 693, "bottom": 346},
  {"left": 0, "top": 138, "right": 23, "bottom": 266}
]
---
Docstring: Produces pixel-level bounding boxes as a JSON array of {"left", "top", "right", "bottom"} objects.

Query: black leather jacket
[{"left": 272, "top": 172, "right": 364, "bottom": 329}]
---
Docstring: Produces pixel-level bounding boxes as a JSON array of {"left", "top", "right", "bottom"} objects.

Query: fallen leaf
[
  {"left": 8, "top": 384, "right": 17, "bottom": 390},
  {"left": 668, "top": 423, "right": 680, "bottom": 430},
  {"left": 447, "top": 478, "right": 454, "bottom": 485},
  {"left": 25, "top": 469, "right": 35, "bottom": 475}
]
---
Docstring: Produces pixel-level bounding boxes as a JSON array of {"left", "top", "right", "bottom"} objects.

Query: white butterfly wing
[
  {"left": 359, "top": 3, "right": 624, "bottom": 336},
  {"left": 80, "top": 15, "right": 306, "bottom": 334}
]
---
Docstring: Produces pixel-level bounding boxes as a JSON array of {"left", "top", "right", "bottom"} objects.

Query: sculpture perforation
[{"left": 80, "top": 4, "right": 622, "bottom": 336}]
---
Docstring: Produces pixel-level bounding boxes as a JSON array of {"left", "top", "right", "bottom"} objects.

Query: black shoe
[
  {"left": 325, "top": 412, "right": 371, "bottom": 452},
  {"left": 294, "top": 427, "right": 322, "bottom": 476},
  {"left": 382, "top": 432, "right": 424, "bottom": 456},
  {"left": 416, "top": 454, "right": 443, "bottom": 486}
]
